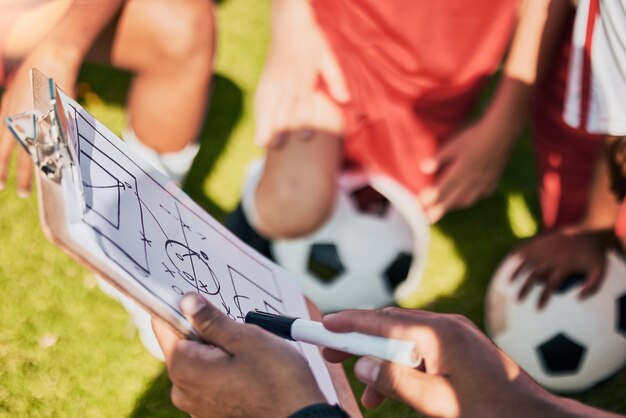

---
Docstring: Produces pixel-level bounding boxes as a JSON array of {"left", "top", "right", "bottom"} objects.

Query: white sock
[{"left": 122, "top": 127, "right": 199, "bottom": 185}]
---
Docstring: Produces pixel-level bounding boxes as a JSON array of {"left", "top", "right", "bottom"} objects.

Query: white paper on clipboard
[{"left": 6, "top": 72, "right": 339, "bottom": 404}]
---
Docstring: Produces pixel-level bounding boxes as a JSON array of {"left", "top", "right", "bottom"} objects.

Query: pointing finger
[{"left": 354, "top": 357, "right": 450, "bottom": 416}]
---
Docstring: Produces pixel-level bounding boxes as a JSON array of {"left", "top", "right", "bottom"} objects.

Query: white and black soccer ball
[
  {"left": 242, "top": 161, "right": 429, "bottom": 313},
  {"left": 485, "top": 251, "right": 626, "bottom": 393}
]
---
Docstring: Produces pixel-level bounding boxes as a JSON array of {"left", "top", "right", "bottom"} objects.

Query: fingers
[
  {"left": 514, "top": 241, "right": 549, "bottom": 300},
  {"left": 418, "top": 164, "right": 455, "bottom": 209},
  {"left": 152, "top": 316, "right": 182, "bottom": 360},
  {"left": 324, "top": 308, "right": 407, "bottom": 336},
  {"left": 419, "top": 158, "right": 438, "bottom": 176},
  {"left": 418, "top": 183, "right": 468, "bottom": 224},
  {"left": 579, "top": 264, "right": 605, "bottom": 298},
  {"left": 419, "top": 137, "right": 459, "bottom": 176},
  {"left": 418, "top": 157, "right": 480, "bottom": 223},
  {"left": 354, "top": 356, "right": 448, "bottom": 415},
  {"left": 318, "top": 50, "right": 350, "bottom": 104},
  {"left": 16, "top": 149, "right": 33, "bottom": 197},
  {"left": 0, "top": 127, "right": 15, "bottom": 191},
  {"left": 537, "top": 268, "right": 568, "bottom": 309},
  {"left": 180, "top": 293, "right": 243, "bottom": 353},
  {"left": 254, "top": 69, "right": 290, "bottom": 148},
  {"left": 360, "top": 385, "right": 386, "bottom": 409},
  {"left": 152, "top": 315, "right": 229, "bottom": 389},
  {"left": 323, "top": 308, "right": 437, "bottom": 351},
  {"left": 517, "top": 265, "right": 545, "bottom": 302},
  {"left": 0, "top": 132, "right": 34, "bottom": 197},
  {"left": 171, "top": 385, "right": 194, "bottom": 413},
  {"left": 424, "top": 184, "right": 468, "bottom": 223},
  {"left": 322, "top": 347, "right": 352, "bottom": 363},
  {"left": 517, "top": 264, "right": 584, "bottom": 309},
  {"left": 253, "top": 83, "right": 315, "bottom": 148},
  {"left": 1, "top": 88, "right": 33, "bottom": 195},
  {"left": 253, "top": 85, "right": 273, "bottom": 148},
  {"left": 510, "top": 254, "right": 529, "bottom": 283},
  {"left": 269, "top": 88, "right": 299, "bottom": 147}
]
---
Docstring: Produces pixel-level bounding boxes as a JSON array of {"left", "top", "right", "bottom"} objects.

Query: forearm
[
  {"left": 505, "top": 0, "right": 572, "bottom": 86},
  {"left": 32, "top": 0, "right": 124, "bottom": 67},
  {"left": 485, "top": 0, "right": 572, "bottom": 139},
  {"left": 271, "top": 0, "right": 313, "bottom": 31},
  {"left": 577, "top": 138, "right": 622, "bottom": 230}
]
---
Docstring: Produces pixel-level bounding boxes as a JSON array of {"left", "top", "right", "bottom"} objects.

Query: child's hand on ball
[{"left": 511, "top": 229, "right": 614, "bottom": 309}]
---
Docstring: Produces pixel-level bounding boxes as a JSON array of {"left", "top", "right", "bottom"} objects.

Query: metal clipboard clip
[
  {"left": 4, "top": 69, "right": 84, "bottom": 222},
  {"left": 4, "top": 69, "right": 77, "bottom": 183}
]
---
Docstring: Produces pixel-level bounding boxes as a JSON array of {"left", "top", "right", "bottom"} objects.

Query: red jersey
[{"left": 312, "top": 0, "right": 518, "bottom": 193}]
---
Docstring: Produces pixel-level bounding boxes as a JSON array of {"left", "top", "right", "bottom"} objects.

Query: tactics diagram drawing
[
  {"left": 4, "top": 80, "right": 338, "bottom": 404},
  {"left": 65, "top": 100, "right": 292, "bottom": 327}
]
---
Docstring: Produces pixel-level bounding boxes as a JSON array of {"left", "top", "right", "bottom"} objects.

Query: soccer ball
[
  {"left": 485, "top": 251, "right": 626, "bottom": 393},
  {"left": 241, "top": 160, "right": 429, "bottom": 313}
]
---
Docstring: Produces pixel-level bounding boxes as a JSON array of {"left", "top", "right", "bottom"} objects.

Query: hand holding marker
[{"left": 245, "top": 311, "right": 422, "bottom": 368}]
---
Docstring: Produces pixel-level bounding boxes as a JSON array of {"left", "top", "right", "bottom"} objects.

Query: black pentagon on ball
[
  {"left": 349, "top": 185, "right": 390, "bottom": 217},
  {"left": 384, "top": 252, "right": 413, "bottom": 291},
  {"left": 537, "top": 333, "right": 586, "bottom": 375},
  {"left": 618, "top": 293, "right": 626, "bottom": 337},
  {"left": 307, "top": 243, "right": 345, "bottom": 284}
]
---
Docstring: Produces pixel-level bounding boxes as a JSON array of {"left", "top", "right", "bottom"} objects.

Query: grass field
[{"left": 1, "top": 1, "right": 625, "bottom": 417}]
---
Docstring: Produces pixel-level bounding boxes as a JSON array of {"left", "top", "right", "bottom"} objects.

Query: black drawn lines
[
  {"left": 79, "top": 151, "right": 121, "bottom": 229},
  {"left": 67, "top": 101, "right": 283, "bottom": 325},
  {"left": 228, "top": 266, "right": 284, "bottom": 322},
  {"left": 75, "top": 110, "right": 150, "bottom": 274},
  {"left": 163, "top": 262, "right": 176, "bottom": 278},
  {"left": 140, "top": 230, "right": 152, "bottom": 247}
]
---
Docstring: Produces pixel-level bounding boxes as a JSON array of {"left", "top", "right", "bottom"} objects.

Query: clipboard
[
  {"left": 5, "top": 69, "right": 360, "bottom": 414},
  {"left": 6, "top": 68, "right": 194, "bottom": 339}
]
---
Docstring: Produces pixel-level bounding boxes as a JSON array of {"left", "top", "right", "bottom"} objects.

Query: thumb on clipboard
[{"left": 152, "top": 293, "right": 329, "bottom": 418}]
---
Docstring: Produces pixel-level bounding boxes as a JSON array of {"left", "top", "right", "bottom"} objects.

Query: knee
[
  {"left": 146, "top": 0, "right": 215, "bottom": 66},
  {"left": 255, "top": 174, "right": 336, "bottom": 239}
]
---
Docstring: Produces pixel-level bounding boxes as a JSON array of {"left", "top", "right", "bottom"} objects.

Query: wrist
[
  {"left": 282, "top": 384, "right": 327, "bottom": 418},
  {"left": 500, "top": 379, "right": 563, "bottom": 418},
  {"left": 546, "top": 395, "right": 623, "bottom": 418}
]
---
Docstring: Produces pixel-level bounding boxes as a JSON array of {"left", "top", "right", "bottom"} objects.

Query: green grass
[{"left": 1, "top": 0, "right": 625, "bottom": 416}]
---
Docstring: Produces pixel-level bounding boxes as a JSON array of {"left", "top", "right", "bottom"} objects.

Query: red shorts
[
  {"left": 312, "top": 0, "right": 518, "bottom": 194},
  {"left": 532, "top": 13, "right": 605, "bottom": 229}
]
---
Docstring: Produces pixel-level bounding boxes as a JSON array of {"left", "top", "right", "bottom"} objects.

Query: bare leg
[
  {"left": 255, "top": 131, "right": 343, "bottom": 239},
  {"left": 91, "top": 0, "right": 215, "bottom": 153},
  {"left": 1, "top": 0, "right": 124, "bottom": 194},
  {"left": 2, "top": 0, "right": 73, "bottom": 68},
  {"left": 88, "top": 1, "right": 214, "bottom": 359}
]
